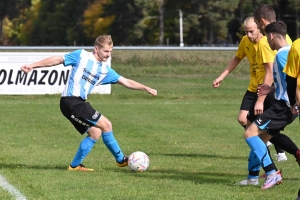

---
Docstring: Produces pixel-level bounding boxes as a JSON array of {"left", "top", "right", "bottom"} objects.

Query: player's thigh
[
  {"left": 259, "top": 132, "right": 272, "bottom": 143},
  {"left": 94, "top": 115, "right": 112, "bottom": 132},
  {"left": 256, "top": 101, "right": 294, "bottom": 131},
  {"left": 245, "top": 122, "right": 266, "bottom": 138},
  {"left": 60, "top": 98, "right": 102, "bottom": 134}
]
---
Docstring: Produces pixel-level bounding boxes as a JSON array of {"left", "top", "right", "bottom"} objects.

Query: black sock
[
  {"left": 270, "top": 133, "right": 299, "bottom": 157},
  {"left": 274, "top": 145, "right": 285, "bottom": 154},
  {"left": 267, "top": 145, "right": 278, "bottom": 171}
]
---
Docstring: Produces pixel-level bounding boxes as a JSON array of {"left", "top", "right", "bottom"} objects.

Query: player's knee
[
  {"left": 100, "top": 118, "right": 112, "bottom": 132},
  {"left": 95, "top": 115, "right": 113, "bottom": 132},
  {"left": 244, "top": 128, "right": 257, "bottom": 139},
  {"left": 88, "top": 127, "right": 102, "bottom": 140},
  {"left": 237, "top": 114, "right": 247, "bottom": 126},
  {"left": 244, "top": 128, "right": 252, "bottom": 139},
  {"left": 238, "top": 118, "right": 247, "bottom": 127}
]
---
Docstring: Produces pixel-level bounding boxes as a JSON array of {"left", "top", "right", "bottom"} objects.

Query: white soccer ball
[{"left": 128, "top": 151, "right": 150, "bottom": 172}]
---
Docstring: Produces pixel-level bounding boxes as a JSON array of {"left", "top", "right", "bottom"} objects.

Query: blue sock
[
  {"left": 70, "top": 136, "right": 97, "bottom": 167},
  {"left": 246, "top": 136, "right": 275, "bottom": 175},
  {"left": 102, "top": 131, "right": 124, "bottom": 163},
  {"left": 247, "top": 150, "right": 260, "bottom": 179}
]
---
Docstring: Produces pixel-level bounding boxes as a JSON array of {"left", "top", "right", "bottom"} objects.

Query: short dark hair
[
  {"left": 265, "top": 21, "right": 287, "bottom": 36},
  {"left": 253, "top": 4, "right": 276, "bottom": 23}
]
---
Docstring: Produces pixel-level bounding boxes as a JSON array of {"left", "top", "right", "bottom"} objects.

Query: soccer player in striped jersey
[
  {"left": 250, "top": 4, "right": 295, "bottom": 162},
  {"left": 20, "top": 35, "right": 157, "bottom": 172},
  {"left": 238, "top": 21, "right": 297, "bottom": 189}
]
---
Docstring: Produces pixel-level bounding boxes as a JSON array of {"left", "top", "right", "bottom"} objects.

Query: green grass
[
  {"left": 0, "top": 50, "right": 299, "bottom": 199},
  {"left": 0, "top": 93, "right": 300, "bottom": 200}
]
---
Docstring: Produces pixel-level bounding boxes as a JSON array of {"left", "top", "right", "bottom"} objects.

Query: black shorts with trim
[
  {"left": 240, "top": 90, "right": 257, "bottom": 110},
  {"left": 246, "top": 91, "right": 275, "bottom": 122},
  {"left": 60, "top": 97, "right": 102, "bottom": 134},
  {"left": 253, "top": 100, "right": 297, "bottom": 135}
]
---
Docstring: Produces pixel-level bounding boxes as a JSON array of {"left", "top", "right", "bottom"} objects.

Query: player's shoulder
[
  {"left": 239, "top": 35, "right": 250, "bottom": 45},
  {"left": 258, "top": 36, "right": 273, "bottom": 50},
  {"left": 277, "top": 45, "right": 291, "bottom": 56},
  {"left": 65, "top": 49, "right": 84, "bottom": 57},
  {"left": 286, "top": 34, "right": 293, "bottom": 45},
  {"left": 78, "top": 49, "right": 97, "bottom": 61},
  {"left": 79, "top": 49, "right": 92, "bottom": 56},
  {"left": 240, "top": 35, "right": 248, "bottom": 41},
  {"left": 258, "top": 36, "right": 268, "bottom": 45},
  {"left": 292, "top": 38, "right": 300, "bottom": 47}
]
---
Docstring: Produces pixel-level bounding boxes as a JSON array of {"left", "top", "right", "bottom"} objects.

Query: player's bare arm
[
  {"left": 212, "top": 56, "right": 241, "bottom": 88},
  {"left": 254, "top": 62, "right": 273, "bottom": 115},
  {"left": 263, "top": 62, "right": 274, "bottom": 86},
  {"left": 21, "top": 55, "right": 64, "bottom": 73},
  {"left": 117, "top": 77, "right": 157, "bottom": 96}
]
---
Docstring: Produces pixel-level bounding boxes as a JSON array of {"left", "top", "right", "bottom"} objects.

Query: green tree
[
  {"left": 29, "top": 0, "right": 90, "bottom": 45},
  {"left": 83, "top": 0, "right": 115, "bottom": 39},
  {"left": 0, "top": 0, "right": 31, "bottom": 44},
  {"left": 285, "top": 0, "right": 300, "bottom": 39}
]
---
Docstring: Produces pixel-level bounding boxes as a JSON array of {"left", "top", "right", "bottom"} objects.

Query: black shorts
[
  {"left": 60, "top": 97, "right": 102, "bottom": 134},
  {"left": 247, "top": 91, "right": 275, "bottom": 122},
  {"left": 253, "top": 100, "right": 297, "bottom": 135},
  {"left": 240, "top": 90, "right": 257, "bottom": 110}
]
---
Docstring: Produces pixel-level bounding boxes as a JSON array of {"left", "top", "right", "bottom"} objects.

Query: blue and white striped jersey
[
  {"left": 62, "top": 49, "right": 121, "bottom": 100},
  {"left": 273, "top": 45, "right": 291, "bottom": 106}
]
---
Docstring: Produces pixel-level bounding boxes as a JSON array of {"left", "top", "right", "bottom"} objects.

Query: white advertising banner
[{"left": 0, "top": 52, "right": 111, "bottom": 95}]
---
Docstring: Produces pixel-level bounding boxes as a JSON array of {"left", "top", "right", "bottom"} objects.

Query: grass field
[{"left": 1, "top": 50, "right": 300, "bottom": 199}]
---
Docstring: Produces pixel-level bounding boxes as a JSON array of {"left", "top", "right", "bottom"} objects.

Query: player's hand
[
  {"left": 21, "top": 64, "right": 33, "bottom": 73},
  {"left": 254, "top": 101, "right": 264, "bottom": 116},
  {"left": 146, "top": 88, "right": 157, "bottom": 96},
  {"left": 212, "top": 77, "right": 223, "bottom": 88},
  {"left": 257, "top": 84, "right": 271, "bottom": 96},
  {"left": 291, "top": 104, "right": 299, "bottom": 115}
]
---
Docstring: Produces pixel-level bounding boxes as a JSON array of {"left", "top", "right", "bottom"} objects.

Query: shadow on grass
[
  {"left": 111, "top": 167, "right": 246, "bottom": 185},
  {"left": 112, "top": 167, "right": 300, "bottom": 187},
  {"left": 0, "top": 163, "right": 67, "bottom": 170},
  {"left": 158, "top": 153, "right": 247, "bottom": 160}
]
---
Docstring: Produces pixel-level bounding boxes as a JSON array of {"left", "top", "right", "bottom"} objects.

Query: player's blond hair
[
  {"left": 243, "top": 16, "right": 255, "bottom": 26},
  {"left": 94, "top": 35, "right": 113, "bottom": 48}
]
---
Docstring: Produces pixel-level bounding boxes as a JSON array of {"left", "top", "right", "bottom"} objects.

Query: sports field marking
[{"left": 0, "top": 175, "right": 27, "bottom": 200}]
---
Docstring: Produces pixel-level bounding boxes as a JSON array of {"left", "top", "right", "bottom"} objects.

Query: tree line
[{"left": 0, "top": 0, "right": 299, "bottom": 46}]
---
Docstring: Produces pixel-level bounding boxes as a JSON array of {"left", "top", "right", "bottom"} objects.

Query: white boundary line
[{"left": 0, "top": 175, "right": 27, "bottom": 200}]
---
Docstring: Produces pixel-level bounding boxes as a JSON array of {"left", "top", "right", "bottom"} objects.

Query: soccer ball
[{"left": 128, "top": 151, "right": 150, "bottom": 172}]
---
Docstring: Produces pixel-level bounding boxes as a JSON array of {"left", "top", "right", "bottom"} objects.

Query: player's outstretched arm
[
  {"left": 212, "top": 56, "right": 241, "bottom": 88},
  {"left": 117, "top": 77, "right": 157, "bottom": 96},
  {"left": 21, "top": 55, "right": 64, "bottom": 73}
]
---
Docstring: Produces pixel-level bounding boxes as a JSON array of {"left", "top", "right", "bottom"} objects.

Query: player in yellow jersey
[
  {"left": 284, "top": 38, "right": 300, "bottom": 97},
  {"left": 284, "top": 38, "right": 300, "bottom": 200},
  {"left": 213, "top": 16, "right": 263, "bottom": 129}
]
